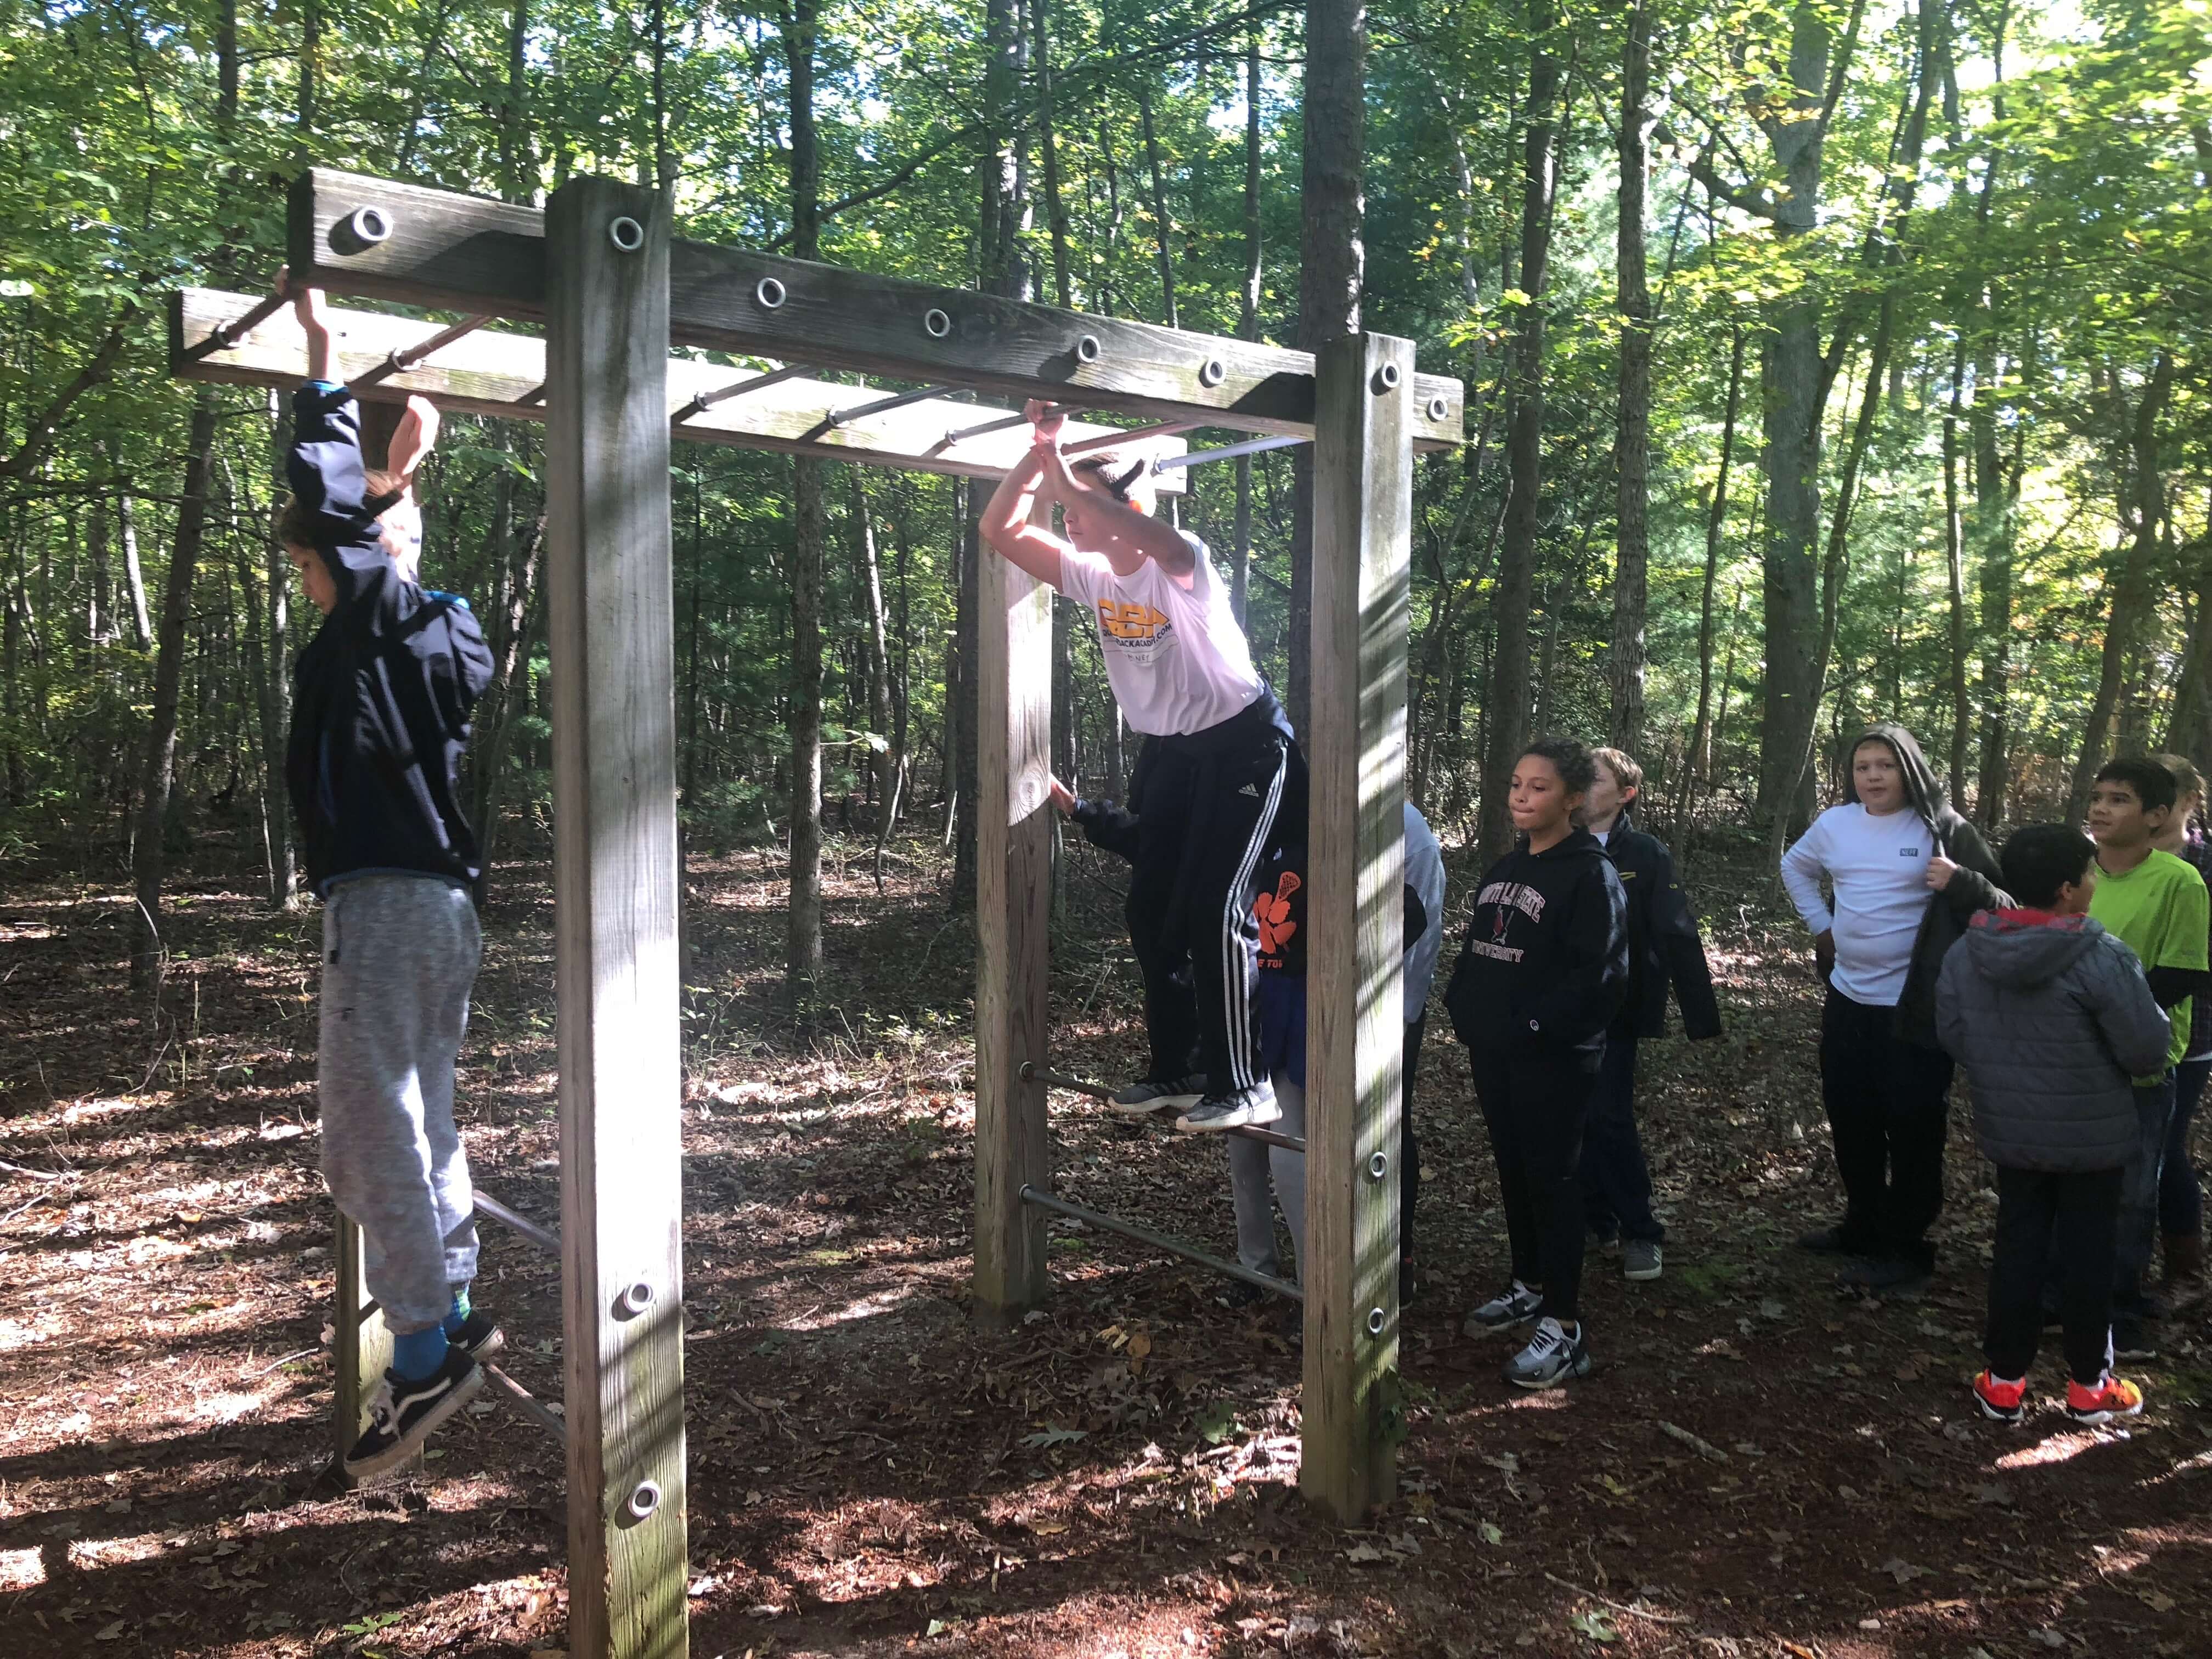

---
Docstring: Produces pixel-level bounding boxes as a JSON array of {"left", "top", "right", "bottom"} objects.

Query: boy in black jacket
[
  {"left": 1581, "top": 748, "right": 1722, "bottom": 1281},
  {"left": 1445, "top": 738, "right": 1630, "bottom": 1387},
  {"left": 279, "top": 274, "right": 499, "bottom": 1481}
]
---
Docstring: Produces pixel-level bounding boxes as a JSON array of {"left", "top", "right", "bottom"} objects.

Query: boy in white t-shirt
[{"left": 983, "top": 402, "right": 1295, "bottom": 1132}]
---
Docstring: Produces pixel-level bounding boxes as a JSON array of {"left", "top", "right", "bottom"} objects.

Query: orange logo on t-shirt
[
  {"left": 1254, "top": 871, "right": 1301, "bottom": 959},
  {"left": 1098, "top": 599, "right": 1171, "bottom": 641}
]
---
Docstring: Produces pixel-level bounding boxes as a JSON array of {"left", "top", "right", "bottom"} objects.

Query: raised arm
[
  {"left": 280, "top": 267, "right": 332, "bottom": 384},
  {"left": 978, "top": 442, "right": 1067, "bottom": 590},
  {"left": 1039, "top": 443, "right": 1195, "bottom": 578}
]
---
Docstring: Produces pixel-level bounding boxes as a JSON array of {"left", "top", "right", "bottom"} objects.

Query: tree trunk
[
  {"left": 1231, "top": 32, "right": 1263, "bottom": 625},
  {"left": 1033, "top": 0, "right": 1074, "bottom": 309},
  {"left": 1972, "top": 338, "right": 2021, "bottom": 829},
  {"left": 1608, "top": 0, "right": 1654, "bottom": 751},
  {"left": 784, "top": 0, "right": 827, "bottom": 1026},
  {"left": 1691, "top": 327, "right": 1746, "bottom": 782},
  {"left": 114, "top": 442, "right": 151, "bottom": 650},
  {"left": 1138, "top": 81, "right": 1178, "bottom": 329},
  {"left": 850, "top": 470, "right": 896, "bottom": 817},
  {"left": 1478, "top": 2, "right": 1561, "bottom": 864},
  {"left": 1290, "top": 0, "right": 1367, "bottom": 736},
  {"left": 2068, "top": 353, "right": 2176, "bottom": 816},
  {"left": 1942, "top": 335, "right": 1971, "bottom": 795},
  {"left": 133, "top": 390, "right": 219, "bottom": 989}
]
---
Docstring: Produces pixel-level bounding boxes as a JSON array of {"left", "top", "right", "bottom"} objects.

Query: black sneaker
[
  {"left": 1176, "top": 1081, "right": 1280, "bottom": 1133},
  {"left": 1839, "top": 1257, "right": 1931, "bottom": 1300},
  {"left": 448, "top": 1308, "right": 505, "bottom": 1361},
  {"left": 342, "top": 1347, "right": 484, "bottom": 1482},
  {"left": 1110, "top": 1073, "right": 1207, "bottom": 1116},
  {"left": 1218, "top": 1280, "right": 1268, "bottom": 1312},
  {"left": 1464, "top": 1280, "right": 1542, "bottom": 1333},
  {"left": 1796, "top": 1224, "right": 1859, "bottom": 1255}
]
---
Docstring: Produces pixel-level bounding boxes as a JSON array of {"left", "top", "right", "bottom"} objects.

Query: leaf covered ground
[{"left": 2, "top": 833, "right": 2210, "bottom": 1658}]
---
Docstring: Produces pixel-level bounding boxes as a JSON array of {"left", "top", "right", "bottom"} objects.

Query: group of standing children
[{"left": 1784, "top": 727, "right": 2211, "bottom": 1424}]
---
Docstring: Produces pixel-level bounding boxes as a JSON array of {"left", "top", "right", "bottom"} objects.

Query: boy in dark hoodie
[
  {"left": 279, "top": 275, "right": 499, "bottom": 1481},
  {"left": 1780, "top": 724, "right": 2007, "bottom": 1296},
  {"left": 1445, "top": 738, "right": 1629, "bottom": 1387},
  {"left": 1579, "top": 748, "right": 1723, "bottom": 1283},
  {"left": 1936, "top": 823, "right": 2168, "bottom": 1425}
]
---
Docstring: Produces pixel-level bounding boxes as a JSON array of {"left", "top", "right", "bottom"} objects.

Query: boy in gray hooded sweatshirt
[{"left": 1937, "top": 823, "right": 2170, "bottom": 1425}]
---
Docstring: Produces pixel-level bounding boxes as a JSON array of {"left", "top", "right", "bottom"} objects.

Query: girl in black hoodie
[{"left": 1445, "top": 739, "right": 1630, "bottom": 1387}]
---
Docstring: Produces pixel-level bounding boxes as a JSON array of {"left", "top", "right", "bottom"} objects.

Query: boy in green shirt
[{"left": 2086, "top": 757, "right": 2211, "bottom": 1357}]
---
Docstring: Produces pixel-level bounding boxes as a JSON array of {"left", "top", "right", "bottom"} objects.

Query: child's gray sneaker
[
  {"left": 1464, "top": 1280, "right": 1542, "bottom": 1333},
  {"left": 1504, "top": 1317, "right": 1592, "bottom": 1389},
  {"left": 1623, "top": 1239, "right": 1663, "bottom": 1281},
  {"left": 1110, "top": 1073, "right": 1207, "bottom": 1115},
  {"left": 1176, "top": 1081, "right": 1279, "bottom": 1133}
]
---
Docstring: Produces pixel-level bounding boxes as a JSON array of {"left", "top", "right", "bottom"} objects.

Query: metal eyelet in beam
[
  {"left": 924, "top": 308, "right": 952, "bottom": 339},
  {"left": 608, "top": 215, "right": 645, "bottom": 253},
  {"left": 1368, "top": 1152, "right": 1388, "bottom": 1180},
  {"left": 1367, "top": 1308, "right": 1387, "bottom": 1337},
  {"left": 1427, "top": 394, "right": 1451, "bottom": 422},
  {"left": 1197, "top": 358, "right": 1227, "bottom": 389},
  {"left": 755, "top": 276, "right": 787, "bottom": 309},
  {"left": 619, "top": 1280, "right": 655, "bottom": 1315},
  {"left": 330, "top": 205, "right": 393, "bottom": 256},
  {"left": 625, "top": 1480, "right": 663, "bottom": 1521},
  {"left": 1372, "top": 362, "right": 1402, "bottom": 394},
  {"left": 1075, "top": 334, "right": 1101, "bottom": 364}
]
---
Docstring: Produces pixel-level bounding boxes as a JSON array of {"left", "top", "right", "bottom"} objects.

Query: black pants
[
  {"left": 1471, "top": 1048, "right": 1598, "bottom": 1323},
  {"left": 1819, "top": 987, "right": 1955, "bottom": 1271},
  {"left": 1988, "top": 1165, "right": 2121, "bottom": 1386},
  {"left": 1125, "top": 709, "right": 1288, "bottom": 1094},
  {"left": 1402, "top": 1013, "right": 1425, "bottom": 1262},
  {"left": 1581, "top": 1034, "right": 1663, "bottom": 1244}
]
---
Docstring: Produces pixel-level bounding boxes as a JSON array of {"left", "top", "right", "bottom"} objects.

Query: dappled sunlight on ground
[{"left": 3, "top": 832, "right": 2210, "bottom": 1655}]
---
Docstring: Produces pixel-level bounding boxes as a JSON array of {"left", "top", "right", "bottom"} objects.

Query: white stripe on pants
[{"left": 319, "top": 875, "right": 483, "bottom": 1334}]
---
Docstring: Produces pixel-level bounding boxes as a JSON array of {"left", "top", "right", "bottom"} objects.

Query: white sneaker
[
  {"left": 1504, "top": 1317, "right": 1592, "bottom": 1389},
  {"left": 1176, "top": 1081, "right": 1280, "bottom": 1133},
  {"left": 1464, "top": 1280, "right": 1542, "bottom": 1333}
]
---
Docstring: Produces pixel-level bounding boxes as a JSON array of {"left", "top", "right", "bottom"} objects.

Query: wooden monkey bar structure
[{"left": 171, "top": 165, "right": 1460, "bottom": 1659}]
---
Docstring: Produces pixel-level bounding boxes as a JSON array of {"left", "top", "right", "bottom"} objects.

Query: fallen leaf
[
  {"left": 1018, "top": 1426, "right": 1087, "bottom": 1449},
  {"left": 1880, "top": 1558, "right": 1933, "bottom": 1584},
  {"left": 1973, "top": 1483, "right": 2014, "bottom": 1508},
  {"left": 1344, "top": 1542, "right": 1388, "bottom": 1564},
  {"left": 2139, "top": 1589, "right": 2176, "bottom": 1613},
  {"left": 94, "top": 1621, "right": 128, "bottom": 1642},
  {"left": 1568, "top": 1609, "right": 1621, "bottom": 1644},
  {"left": 1478, "top": 1520, "right": 1504, "bottom": 1545}
]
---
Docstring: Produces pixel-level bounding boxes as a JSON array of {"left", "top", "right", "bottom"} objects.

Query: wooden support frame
[
  {"left": 543, "top": 177, "right": 690, "bottom": 1659},
  {"left": 1301, "top": 334, "right": 1414, "bottom": 1522},
  {"left": 970, "top": 498, "right": 1056, "bottom": 1321},
  {"left": 169, "top": 287, "right": 1189, "bottom": 489},
  {"left": 331, "top": 1213, "right": 417, "bottom": 1483},
  {"left": 167, "top": 168, "right": 1460, "bottom": 1651},
  {"left": 286, "top": 168, "right": 1463, "bottom": 449}
]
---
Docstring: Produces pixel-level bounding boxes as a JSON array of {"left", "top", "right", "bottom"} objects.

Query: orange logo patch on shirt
[{"left": 1098, "top": 599, "right": 1171, "bottom": 641}]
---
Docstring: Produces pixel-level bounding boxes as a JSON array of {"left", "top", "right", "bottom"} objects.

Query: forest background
[{"left": 2, "top": 0, "right": 2209, "bottom": 1015}]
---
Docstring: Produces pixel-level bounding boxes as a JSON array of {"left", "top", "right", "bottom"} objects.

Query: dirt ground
[{"left": 3, "top": 832, "right": 2210, "bottom": 1659}]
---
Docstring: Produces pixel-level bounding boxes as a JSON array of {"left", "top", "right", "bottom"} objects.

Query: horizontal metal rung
[
  {"left": 1064, "top": 419, "right": 1197, "bottom": 456},
  {"left": 673, "top": 362, "right": 811, "bottom": 424},
  {"left": 481, "top": 1360, "right": 567, "bottom": 1444},
  {"left": 802, "top": 383, "right": 960, "bottom": 442},
  {"left": 1018, "top": 1183, "right": 1302, "bottom": 1302},
  {"left": 188, "top": 292, "right": 287, "bottom": 359},
  {"left": 353, "top": 313, "right": 494, "bottom": 386},
  {"left": 475, "top": 1188, "right": 560, "bottom": 1255},
  {"left": 1152, "top": 433, "right": 1307, "bottom": 471}
]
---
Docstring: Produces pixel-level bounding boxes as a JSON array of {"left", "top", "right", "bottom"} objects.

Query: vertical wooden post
[
  {"left": 331, "top": 1211, "right": 412, "bottom": 1482},
  {"left": 543, "top": 176, "right": 689, "bottom": 1659},
  {"left": 1302, "top": 332, "right": 1413, "bottom": 1522},
  {"left": 972, "top": 513, "right": 1055, "bottom": 1318}
]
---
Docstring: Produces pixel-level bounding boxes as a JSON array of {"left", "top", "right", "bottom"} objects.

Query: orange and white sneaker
[
  {"left": 2064, "top": 1373, "right": 2145, "bottom": 1426},
  {"left": 1972, "top": 1370, "right": 2027, "bottom": 1424}
]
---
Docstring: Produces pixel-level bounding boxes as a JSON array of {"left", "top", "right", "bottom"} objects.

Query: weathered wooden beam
[
  {"left": 543, "top": 176, "right": 690, "bottom": 1659},
  {"left": 1301, "top": 332, "right": 1412, "bottom": 1523},
  {"left": 970, "top": 496, "right": 1054, "bottom": 1323},
  {"left": 169, "top": 287, "right": 1187, "bottom": 489},
  {"left": 332, "top": 1211, "right": 416, "bottom": 1485},
  {"left": 287, "top": 168, "right": 1464, "bottom": 449}
]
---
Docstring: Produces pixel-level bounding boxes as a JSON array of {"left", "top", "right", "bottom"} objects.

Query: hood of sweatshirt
[
  {"left": 1845, "top": 723, "right": 1962, "bottom": 842},
  {"left": 1957, "top": 907, "right": 2104, "bottom": 988}
]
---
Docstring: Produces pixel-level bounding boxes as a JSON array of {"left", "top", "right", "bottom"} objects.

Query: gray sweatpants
[
  {"left": 1228, "top": 1074, "right": 1308, "bottom": 1282},
  {"left": 319, "top": 875, "right": 483, "bottom": 1334}
]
